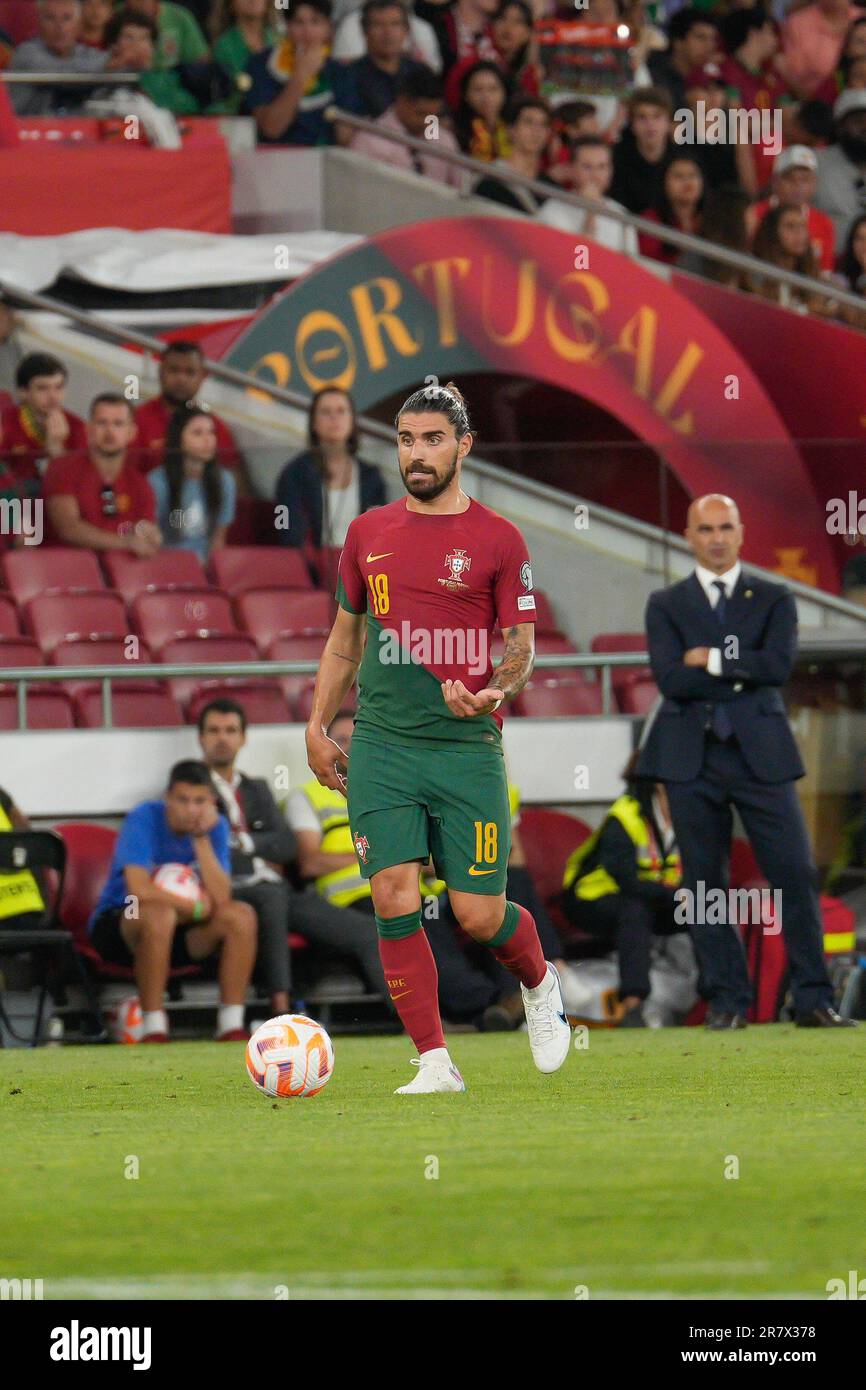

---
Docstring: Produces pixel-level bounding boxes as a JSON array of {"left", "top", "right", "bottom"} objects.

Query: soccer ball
[
  {"left": 107, "top": 995, "right": 143, "bottom": 1044},
  {"left": 153, "top": 862, "right": 202, "bottom": 902},
  {"left": 245, "top": 1014, "right": 335, "bottom": 1099}
]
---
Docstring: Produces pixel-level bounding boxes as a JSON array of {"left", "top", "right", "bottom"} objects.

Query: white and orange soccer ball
[
  {"left": 245, "top": 1014, "right": 335, "bottom": 1099},
  {"left": 153, "top": 862, "right": 202, "bottom": 903},
  {"left": 107, "top": 995, "right": 144, "bottom": 1044}
]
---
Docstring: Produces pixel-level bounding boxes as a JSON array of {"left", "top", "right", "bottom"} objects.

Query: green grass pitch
[{"left": 1, "top": 1027, "right": 864, "bottom": 1300}]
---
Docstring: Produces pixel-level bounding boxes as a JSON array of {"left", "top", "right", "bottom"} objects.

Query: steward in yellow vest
[
  {"left": 561, "top": 780, "right": 682, "bottom": 1026},
  {"left": 0, "top": 789, "right": 45, "bottom": 924}
]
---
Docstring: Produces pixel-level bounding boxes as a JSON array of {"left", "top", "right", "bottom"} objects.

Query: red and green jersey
[{"left": 336, "top": 497, "right": 536, "bottom": 744}]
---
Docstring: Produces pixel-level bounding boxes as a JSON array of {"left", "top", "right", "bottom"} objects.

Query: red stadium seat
[
  {"left": 56, "top": 823, "right": 199, "bottom": 982},
  {"left": 50, "top": 637, "right": 155, "bottom": 700},
  {"left": 529, "top": 589, "right": 562, "bottom": 637},
  {"left": 208, "top": 546, "right": 312, "bottom": 595},
  {"left": 236, "top": 589, "right": 333, "bottom": 652},
  {"left": 3, "top": 2, "right": 40, "bottom": 44},
  {"left": 617, "top": 675, "right": 659, "bottom": 715},
  {"left": 0, "top": 593, "right": 20, "bottom": 636},
  {"left": 590, "top": 632, "right": 650, "bottom": 690},
  {"left": 514, "top": 680, "right": 604, "bottom": 717},
  {"left": 74, "top": 684, "right": 183, "bottom": 729},
  {"left": 292, "top": 677, "right": 357, "bottom": 723},
  {"left": 0, "top": 688, "right": 75, "bottom": 729},
  {"left": 25, "top": 593, "right": 127, "bottom": 653},
  {"left": 160, "top": 633, "right": 259, "bottom": 705},
  {"left": 131, "top": 589, "right": 236, "bottom": 653},
  {"left": 0, "top": 637, "right": 43, "bottom": 669},
  {"left": 268, "top": 634, "right": 327, "bottom": 700},
  {"left": 186, "top": 681, "right": 291, "bottom": 726},
  {"left": 102, "top": 551, "right": 209, "bottom": 605},
  {"left": 518, "top": 808, "right": 592, "bottom": 913},
  {"left": 1, "top": 547, "right": 104, "bottom": 608}
]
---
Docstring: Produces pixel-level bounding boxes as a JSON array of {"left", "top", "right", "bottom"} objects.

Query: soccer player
[{"left": 304, "top": 381, "right": 571, "bottom": 1093}]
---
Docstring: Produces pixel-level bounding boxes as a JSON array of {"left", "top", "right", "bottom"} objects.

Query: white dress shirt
[{"left": 694, "top": 561, "right": 741, "bottom": 676}]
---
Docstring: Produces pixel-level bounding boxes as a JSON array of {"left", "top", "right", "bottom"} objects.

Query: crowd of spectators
[{"left": 5, "top": 0, "right": 866, "bottom": 322}]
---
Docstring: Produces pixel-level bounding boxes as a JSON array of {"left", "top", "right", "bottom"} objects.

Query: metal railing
[
  {"left": 329, "top": 106, "right": 866, "bottom": 320},
  {"left": 0, "top": 72, "right": 141, "bottom": 85}
]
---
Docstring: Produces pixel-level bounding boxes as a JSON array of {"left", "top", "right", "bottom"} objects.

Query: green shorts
[{"left": 347, "top": 732, "right": 510, "bottom": 895}]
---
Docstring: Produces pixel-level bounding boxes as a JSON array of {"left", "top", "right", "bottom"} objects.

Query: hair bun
[{"left": 442, "top": 381, "right": 465, "bottom": 405}]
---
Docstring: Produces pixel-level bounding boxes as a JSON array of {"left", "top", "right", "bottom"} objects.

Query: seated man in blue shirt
[
  {"left": 243, "top": 0, "right": 359, "bottom": 145},
  {"left": 89, "top": 761, "right": 257, "bottom": 1043}
]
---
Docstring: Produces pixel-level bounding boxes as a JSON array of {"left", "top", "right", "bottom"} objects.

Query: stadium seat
[
  {"left": 159, "top": 632, "right": 259, "bottom": 705},
  {"left": 617, "top": 675, "right": 659, "bottom": 715},
  {"left": 237, "top": 589, "right": 333, "bottom": 652},
  {"left": 131, "top": 589, "right": 236, "bottom": 653},
  {"left": 529, "top": 589, "right": 562, "bottom": 637},
  {"left": 1, "top": 548, "right": 104, "bottom": 608},
  {"left": 0, "top": 688, "right": 75, "bottom": 729},
  {"left": 56, "top": 823, "right": 199, "bottom": 982},
  {"left": 186, "top": 681, "right": 291, "bottom": 726},
  {"left": 102, "top": 551, "right": 209, "bottom": 605},
  {"left": 24, "top": 593, "right": 127, "bottom": 654},
  {"left": 3, "top": 2, "right": 40, "bottom": 44},
  {"left": 208, "top": 546, "right": 312, "bottom": 595},
  {"left": 514, "top": 680, "right": 604, "bottom": 717},
  {"left": 590, "top": 632, "right": 650, "bottom": 690},
  {"left": 292, "top": 677, "right": 357, "bottom": 723},
  {"left": 50, "top": 637, "right": 156, "bottom": 700},
  {"left": 268, "top": 634, "right": 327, "bottom": 700},
  {"left": 73, "top": 684, "right": 183, "bottom": 729},
  {"left": 0, "top": 593, "right": 19, "bottom": 636},
  {"left": 517, "top": 808, "right": 592, "bottom": 914},
  {"left": 0, "top": 637, "right": 43, "bottom": 669}
]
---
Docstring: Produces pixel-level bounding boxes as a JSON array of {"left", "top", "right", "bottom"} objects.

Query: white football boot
[
  {"left": 394, "top": 1050, "right": 466, "bottom": 1094},
  {"left": 521, "top": 963, "right": 572, "bottom": 1073}
]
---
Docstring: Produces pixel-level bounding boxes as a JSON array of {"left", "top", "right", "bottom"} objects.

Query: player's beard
[{"left": 400, "top": 446, "right": 459, "bottom": 501}]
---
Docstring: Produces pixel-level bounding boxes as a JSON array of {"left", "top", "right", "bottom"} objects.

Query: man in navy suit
[{"left": 638, "top": 493, "right": 855, "bottom": 1029}]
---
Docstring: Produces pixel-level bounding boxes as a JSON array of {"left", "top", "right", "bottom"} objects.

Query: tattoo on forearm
[{"left": 492, "top": 625, "right": 535, "bottom": 698}]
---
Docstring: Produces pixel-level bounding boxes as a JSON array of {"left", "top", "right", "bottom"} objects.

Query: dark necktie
[{"left": 711, "top": 580, "right": 733, "bottom": 740}]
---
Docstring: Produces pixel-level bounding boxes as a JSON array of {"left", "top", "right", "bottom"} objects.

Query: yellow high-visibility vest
[
  {"left": 299, "top": 780, "right": 373, "bottom": 908},
  {"left": 563, "top": 794, "right": 681, "bottom": 902},
  {"left": 0, "top": 801, "right": 44, "bottom": 920}
]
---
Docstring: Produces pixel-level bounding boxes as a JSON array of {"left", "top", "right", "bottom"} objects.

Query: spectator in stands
[
  {"left": 44, "top": 393, "right": 162, "bottom": 555},
  {"left": 0, "top": 786, "right": 46, "bottom": 932},
  {"left": 7, "top": 0, "right": 108, "bottom": 115},
  {"left": 547, "top": 99, "right": 601, "bottom": 186},
  {"left": 275, "top": 387, "right": 385, "bottom": 574},
  {"left": 333, "top": 0, "right": 441, "bottom": 71},
  {"left": 244, "top": 0, "right": 359, "bottom": 145},
  {"left": 830, "top": 210, "right": 866, "bottom": 324},
  {"left": 349, "top": 67, "right": 464, "bottom": 185},
  {"left": 0, "top": 353, "right": 87, "bottom": 499},
  {"left": 677, "top": 184, "right": 751, "bottom": 287},
  {"left": 343, "top": 0, "right": 431, "bottom": 119},
  {"left": 454, "top": 59, "right": 511, "bottom": 159},
  {"left": 149, "top": 405, "right": 236, "bottom": 561},
  {"left": 838, "top": 14, "right": 866, "bottom": 90},
  {"left": 100, "top": 7, "right": 201, "bottom": 113},
  {"left": 785, "top": 96, "right": 836, "bottom": 149},
  {"left": 211, "top": 0, "right": 281, "bottom": 77},
  {"left": 414, "top": 0, "right": 500, "bottom": 78},
  {"left": 638, "top": 154, "right": 705, "bottom": 264},
  {"left": 473, "top": 95, "right": 556, "bottom": 210},
  {"left": 610, "top": 87, "right": 675, "bottom": 214},
  {"left": 80, "top": 0, "right": 113, "bottom": 47},
  {"left": 0, "top": 28, "right": 12, "bottom": 71},
  {"left": 200, "top": 700, "right": 390, "bottom": 1013},
  {"left": 682, "top": 62, "right": 746, "bottom": 193},
  {"left": 717, "top": 8, "right": 793, "bottom": 195},
  {"left": 561, "top": 757, "right": 682, "bottom": 1028},
  {"left": 540, "top": 137, "right": 639, "bottom": 255},
  {"left": 753, "top": 145, "right": 837, "bottom": 272},
  {"left": 490, "top": 0, "right": 538, "bottom": 95},
  {"left": 119, "top": 0, "right": 209, "bottom": 68},
  {"left": 748, "top": 203, "right": 830, "bottom": 310},
  {"left": 88, "top": 760, "right": 257, "bottom": 1042},
  {"left": 779, "top": 0, "right": 865, "bottom": 100},
  {"left": 648, "top": 7, "right": 721, "bottom": 113},
  {"left": 0, "top": 296, "right": 24, "bottom": 396},
  {"left": 816, "top": 89, "right": 866, "bottom": 252},
  {"left": 134, "top": 341, "right": 246, "bottom": 484}
]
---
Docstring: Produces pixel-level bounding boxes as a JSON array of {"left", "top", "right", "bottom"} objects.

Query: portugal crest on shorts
[
  {"left": 439, "top": 547, "right": 472, "bottom": 591},
  {"left": 354, "top": 833, "right": 370, "bottom": 863}
]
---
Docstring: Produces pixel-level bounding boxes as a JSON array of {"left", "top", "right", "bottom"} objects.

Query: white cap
[
  {"left": 834, "top": 88, "right": 866, "bottom": 122},
  {"left": 774, "top": 144, "right": 818, "bottom": 175}
]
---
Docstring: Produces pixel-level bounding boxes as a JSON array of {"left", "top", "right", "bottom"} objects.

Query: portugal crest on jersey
[
  {"left": 354, "top": 833, "right": 370, "bottom": 863},
  {"left": 440, "top": 548, "right": 472, "bottom": 591}
]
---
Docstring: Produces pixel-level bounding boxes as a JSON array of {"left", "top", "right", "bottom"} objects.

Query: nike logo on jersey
[
  {"left": 366, "top": 551, "right": 394, "bottom": 563},
  {"left": 468, "top": 865, "right": 497, "bottom": 877},
  {"left": 390, "top": 990, "right": 413, "bottom": 1001}
]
